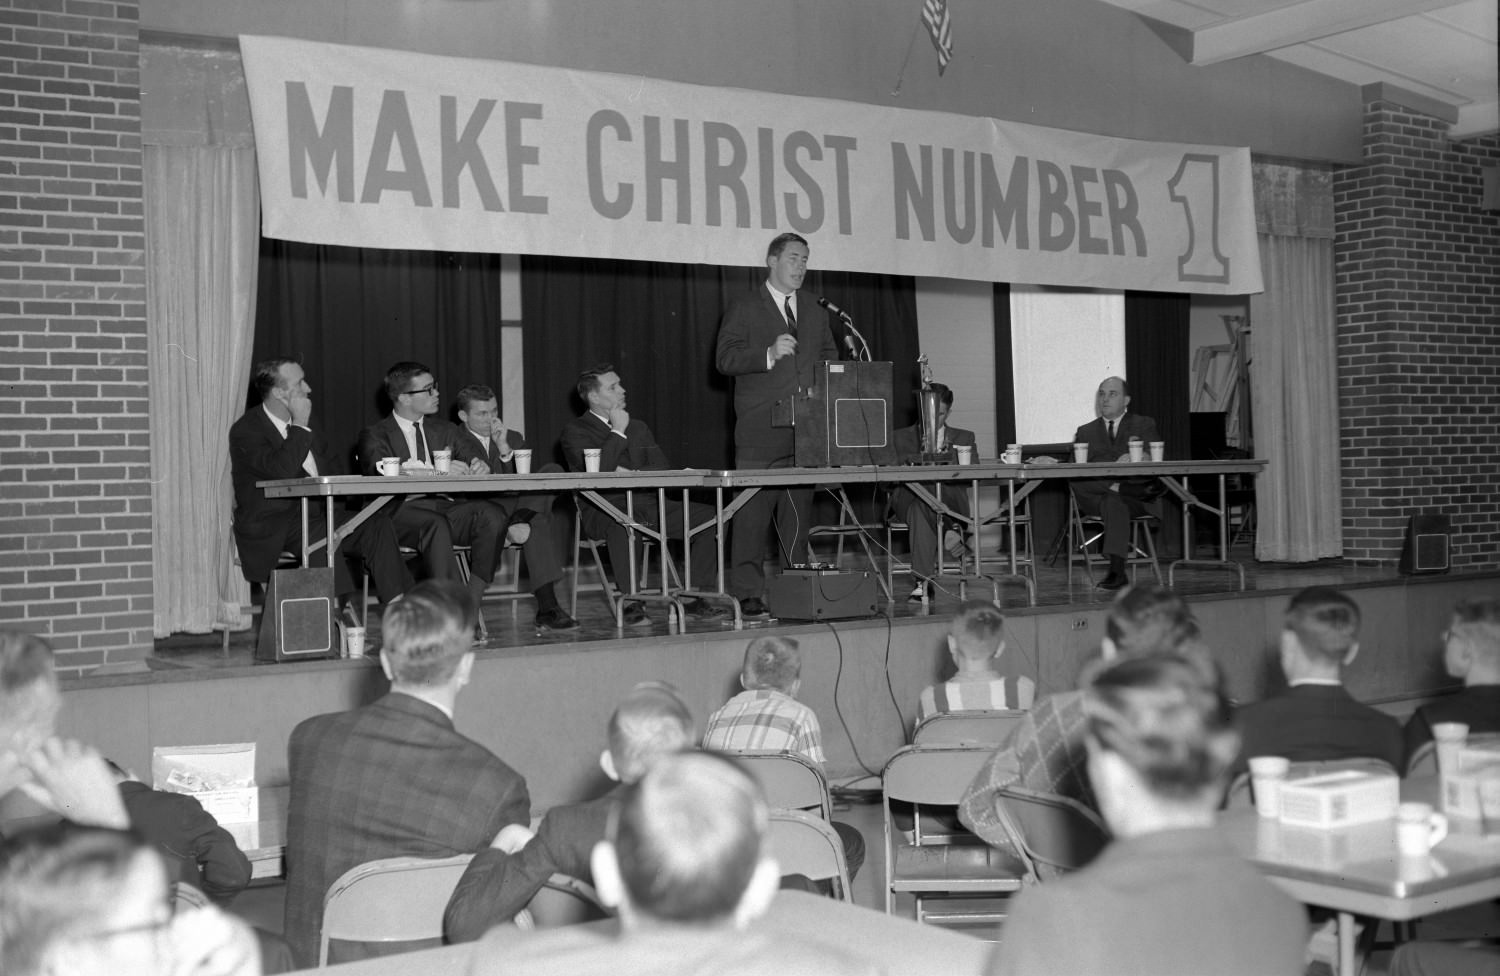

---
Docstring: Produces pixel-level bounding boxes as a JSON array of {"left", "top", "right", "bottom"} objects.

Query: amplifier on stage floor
[{"left": 767, "top": 570, "right": 880, "bottom": 621}]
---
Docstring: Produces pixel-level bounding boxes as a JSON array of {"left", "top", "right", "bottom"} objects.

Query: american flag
[{"left": 922, "top": 0, "right": 953, "bottom": 75}]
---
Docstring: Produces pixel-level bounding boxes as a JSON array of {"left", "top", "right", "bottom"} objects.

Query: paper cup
[
  {"left": 345, "top": 626, "right": 366, "bottom": 659},
  {"left": 1248, "top": 755, "right": 1290, "bottom": 819},
  {"left": 1149, "top": 441, "right": 1165, "bottom": 462},
  {"left": 512, "top": 449, "right": 532, "bottom": 474},
  {"left": 1433, "top": 722, "right": 1468, "bottom": 776},
  {"left": 583, "top": 448, "right": 602, "bottom": 473},
  {"left": 1073, "top": 443, "right": 1089, "bottom": 463},
  {"left": 1128, "top": 443, "right": 1144, "bottom": 462},
  {"left": 1396, "top": 802, "right": 1448, "bottom": 856},
  {"left": 954, "top": 444, "right": 973, "bottom": 465},
  {"left": 377, "top": 457, "right": 400, "bottom": 477},
  {"left": 433, "top": 448, "right": 452, "bottom": 474}
]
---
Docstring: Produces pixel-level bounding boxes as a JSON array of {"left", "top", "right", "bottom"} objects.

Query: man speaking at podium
[{"left": 716, "top": 233, "right": 839, "bottom": 618}]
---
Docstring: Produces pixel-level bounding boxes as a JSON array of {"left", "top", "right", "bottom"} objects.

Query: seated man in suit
[
  {"left": 891, "top": 382, "right": 978, "bottom": 601},
  {"left": 1233, "top": 586, "right": 1403, "bottom": 777},
  {"left": 230, "top": 357, "right": 412, "bottom": 622},
  {"left": 282, "top": 580, "right": 530, "bottom": 968},
  {"left": 1403, "top": 595, "right": 1500, "bottom": 765},
  {"left": 445, "top": 681, "right": 695, "bottom": 942},
  {"left": 1071, "top": 376, "right": 1161, "bottom": 591},
  {"left": 701, "top": 635, "right": 864, "bottom": 882},
  {"left": 960, "top": 585, "right": 1197, "bottom": 859},
  {"left": 917, "top": 600, "right": 1035, "bottom": 724},
  {"left": 560, "top": 363, "right": 726, "bottom": 627},
  {"left": 991, "top": 654, "right": 1306, "bottom": 976},
  {"left": 450, "top": 383, "right": 577, "bottom": 632},
  {"left": 0, "top": 823, "right": 260, "bottom": 976},
  {"left": 359, "top": 362, "right": 533, "bottom": 630},
  {"left": 466, "top": 751, "right": 878, "bottom": 976}
]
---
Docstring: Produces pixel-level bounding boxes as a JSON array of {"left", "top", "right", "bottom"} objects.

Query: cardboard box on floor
[{"left": 152, "top": 743, "right": 258, "bottom": 824}]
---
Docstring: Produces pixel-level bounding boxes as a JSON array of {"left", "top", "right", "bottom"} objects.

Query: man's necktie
[
  {"left": 784, "top": 295, "right": 797, "bottom": 334},
  {"left": 1107, "top": 419, "right": 1116, "bottom": 442},
  {"left": 488, "top": 437, "right": 503, "bottom": 470},
  {"left": 414, "top": 420, "right": 430, "bottom": 465}
]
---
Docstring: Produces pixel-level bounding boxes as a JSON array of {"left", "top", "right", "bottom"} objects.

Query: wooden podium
[{"left": 773, "top": 361, "right": 896, "bottom": 467}]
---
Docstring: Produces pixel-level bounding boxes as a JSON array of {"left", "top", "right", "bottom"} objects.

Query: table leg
[{"left": 1336, "top": 911, "right": 1356, "bottom": 976}]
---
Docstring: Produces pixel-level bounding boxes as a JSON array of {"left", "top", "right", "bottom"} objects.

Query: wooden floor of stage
[{"left": 153, "top": 540, "right": 1400, "bottom": 671}]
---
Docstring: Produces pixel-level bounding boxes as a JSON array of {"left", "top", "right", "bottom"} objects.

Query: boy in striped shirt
[{"left": 918, "top": 601, "right": 1035, "bottom": 723}]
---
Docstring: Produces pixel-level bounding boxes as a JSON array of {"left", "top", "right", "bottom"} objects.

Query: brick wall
[
  {"left": 0, "top": 0, "right": 152, "bottom": 673},
  {"left": 1334, "top": 100, "right": 1500, "bottom": 568}
]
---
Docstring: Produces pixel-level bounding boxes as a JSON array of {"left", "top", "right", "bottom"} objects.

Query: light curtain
[
  {"left": 1248, "top": 234, "right": 1342, "bottom": 561},
  {"left": 145, "top": 145, "right": 261, "bottom": 635}
]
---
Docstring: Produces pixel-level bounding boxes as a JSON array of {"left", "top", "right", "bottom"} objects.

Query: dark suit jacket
[
  {"left": 454, "top": 426, "right": 529, "bottom": 473},
  {"left": 445, "top": 789, "right": 617, "bottom": 943},
  {"left": 119, "top": 780, "right": 251, "bottom": 906},
  {"left": 1403, "top": 684, "right": 1500, "bottom": 766},
  {"left": 716, "top": 286, "right": 839, "bottom": 464},
  {"left": 357, "top": 414, "right": 472, "bottom": 474},
  {"left": 1233, "top": 683, "right": 1405, "bottom": 777},
  {"left": 1073, "top": 412, "right": 1160, "bottom": 463},
  {"left": 229, "top": 405, "right": 345, "bottom": 583},
  {"left": 561, "top": 412, "right": 672, "bottom": 476},
  {"left": 892, "top": 423, "right": 978, "bottom": 463},
  {"left": 283, "top": 693, "right": 529, "bottom": 968}
]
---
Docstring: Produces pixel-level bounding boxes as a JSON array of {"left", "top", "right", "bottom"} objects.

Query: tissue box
[
  {"left": 152, "top": 743, "right": 258, "bottom": 824},
  {"left": 1458, "top": 740, "right": 1500, "bottom": 775},
  {"left": 1278, "top": 770, "right": 1399, "bottom": 828}
]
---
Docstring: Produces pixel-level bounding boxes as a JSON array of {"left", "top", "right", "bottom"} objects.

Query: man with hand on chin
[
  {"left": 451, "top": 384, "right": 577, "bottom": 633},
  {"left": 1071, "top": 376, "right": 1160, "bottom": 591}
]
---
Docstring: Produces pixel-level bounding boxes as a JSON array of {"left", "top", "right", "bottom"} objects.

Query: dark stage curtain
[
  {"left": 253, "top": 240, "right": 504, "bottom": 469},
  {"left": 520, "top": 257, "right": 921, "bottom": 471},
  {"left": 992, "top": 283, "right": 1015, "bottom": 445},
  {"left": 1124, "top": 291, "right": 1191, "bottom": 460}
]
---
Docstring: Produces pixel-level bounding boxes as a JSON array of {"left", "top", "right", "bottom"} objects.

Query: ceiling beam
[{"left": 1185, "top": 0, "right": 1465, "bottom": 65}]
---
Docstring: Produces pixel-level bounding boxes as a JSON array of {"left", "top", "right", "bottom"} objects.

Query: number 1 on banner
[{"left": 1167, "top": 154, "right": 1230, "bottom": 285}]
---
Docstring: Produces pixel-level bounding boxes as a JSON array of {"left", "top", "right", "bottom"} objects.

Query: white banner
[{"left": 241, "top": 35, "right": 1263, "bottom": 295}]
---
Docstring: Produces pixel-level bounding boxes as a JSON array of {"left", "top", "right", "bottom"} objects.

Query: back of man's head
[
  {"left": 740, "top": 636, "right": 801, "bottom": 694},
  {"left": 380, "top": 580, "right": 475, "bottom": 688},
  {"left": 606, "top": 682, "right": 695, "bottom": 784},
  {"left": 1284, "top": 586, "right": 1360, "bottom": 667},
  {"left": 1104, "top": 585, "right": 1197, "bottom": 659},
  {"left": 1448, "top": 597, "right": 1500, "bottom": 683},
  {"left": 607, "top": 751, "right": 768, "bottom": 926},
  {"left": 1, "top": 632, "right": 60, "bottom": 789},
  {"left": 0, "top": 824, "right": 160, "bottom": 976},
  {"left": 949, "top": 600, "right": 1004, "bottom": 665}
]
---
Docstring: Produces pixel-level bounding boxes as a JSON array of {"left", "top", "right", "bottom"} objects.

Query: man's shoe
[
  {"left": 504, "top": 522, "right": 532, "bottom": 546},
  {"left": 943, "top": 529, "right": 967, "bottom": 559},
  {"left": 621, "top": 601, "right": 651, "bottom": 627},
  {"left": 1096, "top": 571, "right": 1129, "bottom": 591},
  {"left": 683, "top": 598, "right": 729, "bottom": 620},
  {"left": 535, "top": 606, "right": 580, "bottom": 632},
  {"left": 908, "top": 579, "right": 934, "bottom": 602},
  {"left": 739, "top": 597, "right": 770, "bottom": 618}
]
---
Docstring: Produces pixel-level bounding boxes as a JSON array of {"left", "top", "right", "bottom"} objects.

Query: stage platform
[{"left": 65, "top": 547, "right": 1495, "bottom": 810}]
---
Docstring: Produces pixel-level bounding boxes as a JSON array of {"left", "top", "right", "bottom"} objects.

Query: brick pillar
[
  {"left": 1333, "top": 99, "right": 1500, "bottom": 569},
  {"left": 0, "top": 1, "right": 152, "bottom": 673}
]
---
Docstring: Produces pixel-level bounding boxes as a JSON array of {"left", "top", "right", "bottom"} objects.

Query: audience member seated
[
  {"left": 445, "top": 681, "right": 695, "bottom": 942},
  {"left": 990, "top": 654, "right": 1306, "bottom": 976},
  {"left": 917, "top": 600, "right": 1035, "bottom": 723},
  {"left": 702, "top": 635, "right": 865, "bottom": 881},
  {"left": 890, "top": 382, "right": 978, "bottom": 601},
  {"left": 282, "top": 579, "right": 530, "bottom": 968},
  {"left": 465, "top": 751, "right": 880, "bottom": 976},
  {"left": 0, "top": 822, "right": 260, "bottom": 976},
  {"left": 106, "top": 760, "right": 251, "bottom": 907},
  {"left": 1403, "top": 595, "right": 1500, "bottom": 765},
  {"left": 1232, "top": 586, "right": 1402, "bottom": 777},
  {"left": 0, "top": 630, "right": 127, "bottom": 831},
  {"left": 959, "top": 585, "right": 1197, "bottom": 852}
]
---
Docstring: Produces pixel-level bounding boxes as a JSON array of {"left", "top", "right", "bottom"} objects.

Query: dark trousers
[
  {"left": 482, "top": 469, "right": 564, "bottom": 589},
  {"left": 390, "top": 497, "right": 505, "bottom": 583},
  {"left": 729, "top": 455, "right": 812, "bottom": 598},
  {"left": 891, "top": 483, "right": 970, "bottom": 580},
  {"left": 265, "top": 510, "right": 412, "bottom": 604},
  {"left": 1071, "top": 480, "right": 1152, "bottom": 559},
  {"left": 580, "top": 493, "right": 720, "bottom": 592}
]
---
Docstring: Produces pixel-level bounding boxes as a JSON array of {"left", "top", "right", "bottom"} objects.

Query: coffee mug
[
  {"left": 1396, "top": 802, "right": 1448, "bottom": 856},
  {"left": 376, "top": 457, "right": 400, "bottom": 477},
  {"left": 1001, "top": 444, "right": 1022, "bottom": 464}
]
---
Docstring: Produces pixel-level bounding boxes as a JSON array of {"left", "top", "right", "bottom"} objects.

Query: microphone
[{"left": 816, "top": 296, "right": 853, "bottom": 321}]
